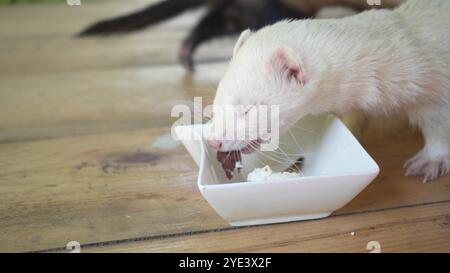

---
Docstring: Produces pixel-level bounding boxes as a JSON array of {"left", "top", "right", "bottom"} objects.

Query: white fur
[{"left": 211, "top": 0, "right": 450, "bottom": 181}]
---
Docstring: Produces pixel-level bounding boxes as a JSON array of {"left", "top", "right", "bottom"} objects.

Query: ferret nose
[{"left": 207, "top": 139, "right": 223, "bottom": 150}]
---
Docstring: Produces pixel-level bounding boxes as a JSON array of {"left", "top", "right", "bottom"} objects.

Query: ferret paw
[{"left": 404, "top": 152, "right": 450, "bottom": 183}]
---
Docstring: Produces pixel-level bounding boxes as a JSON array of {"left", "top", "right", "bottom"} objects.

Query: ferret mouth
[{"left": 216, "top": 139, "right": 263, "bottom": 179}]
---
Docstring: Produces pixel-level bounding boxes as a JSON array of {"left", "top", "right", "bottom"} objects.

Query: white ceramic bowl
[{"left": 175, "top": 114, "right": 379, "bottom": 226}]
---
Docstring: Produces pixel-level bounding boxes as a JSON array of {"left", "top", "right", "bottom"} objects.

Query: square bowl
[{"left": 175, "top": 114, "right": 379, "bottom": 226}]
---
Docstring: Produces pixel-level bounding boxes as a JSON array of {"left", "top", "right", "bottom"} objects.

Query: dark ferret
[{"left": 78, "top": 0, "right": 402, "bottom": 71}]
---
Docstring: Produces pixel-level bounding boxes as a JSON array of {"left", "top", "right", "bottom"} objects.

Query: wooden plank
[
  {"left": 0, "top": 123, "right": 450, "bottom": 252},
  {"left": 336, "top": 124, "right": 439, "bottom": 214},
  {"left": 0, "top": 21, "right": 234, "bottom": 77},
  {"left": 0, "top": 126, "right": 228, "bottom": 252},
  {"left": 0, "top": 63, "right": 225, "bottom": 142},
  {"left": 2, "top": 0, "right": 448, "bottom": 254},
  {"left": 0, "top": 1, "right": 235, "bottom": 76},
  {"left": 81, "top": 202, "right": 450, "bottom": 253}
]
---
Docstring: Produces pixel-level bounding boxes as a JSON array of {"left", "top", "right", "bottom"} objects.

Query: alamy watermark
[
  {"left": 367, "top": 241, "right": 382, "bottom": 253},
  {"left": 66, "top": 241, "right": 81, "bottom": 253},
  {"left": 171, "top": 97, "right": 280, "bottom": 151}
]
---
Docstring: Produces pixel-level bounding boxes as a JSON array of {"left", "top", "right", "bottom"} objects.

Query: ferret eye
[
  {"left": 244, "top": 107, "right": 252, "bottom": 115},
  {"left": 240, "top": 106, "right": 254, "bottom": 117}
]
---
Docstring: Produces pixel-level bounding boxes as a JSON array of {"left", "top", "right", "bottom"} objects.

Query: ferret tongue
[{"left": 217, "top": 151, "right": 242, "bottom": 179}]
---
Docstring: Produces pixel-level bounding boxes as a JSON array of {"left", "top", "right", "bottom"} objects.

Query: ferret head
[{"left": 208, "top": 29, "right": 315, "bottom": 152}]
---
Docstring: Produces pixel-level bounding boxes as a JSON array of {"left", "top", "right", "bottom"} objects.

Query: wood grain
[
  {"left": 0, "top": 127, "right": 226, "bottom": 252},
  {"left": 336, "top": 126, "right": 445, "bottom": 214},
  {"left": 0, "top": 124, "right": 449, "bottom": 252},
  {"left": 1, "top": 0, "right": 449, "bottom": 253},
  {"left": 81, "top": 202, "right": 450, "bottom": 253},
  {"left": 0, "top": 63, "right": 223, "bottom": 142}
]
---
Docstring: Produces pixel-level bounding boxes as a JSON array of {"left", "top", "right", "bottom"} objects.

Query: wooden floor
[{"left": 0, "top": 0, "right": 449, "bottom": 253}]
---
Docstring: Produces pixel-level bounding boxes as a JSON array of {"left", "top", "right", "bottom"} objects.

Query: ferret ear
[
  {"left": 268, "top": 46, "right": 306, "bottom": 86},
  {"left": 233, "top": 29, "right": 253, "bottom": 56}
]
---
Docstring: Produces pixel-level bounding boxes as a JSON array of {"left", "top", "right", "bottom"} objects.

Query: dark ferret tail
[{"left": 78, "top": 0, "right": 207, "bottom": 36}]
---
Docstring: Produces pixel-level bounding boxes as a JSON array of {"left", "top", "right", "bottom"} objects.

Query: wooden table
[{"left": 0, "top": 0, "right": 449, "bottom": 253}]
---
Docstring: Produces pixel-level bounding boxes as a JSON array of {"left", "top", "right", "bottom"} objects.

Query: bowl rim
[{"left": 191, "top": 115, "right": 380, "bottom": 188}]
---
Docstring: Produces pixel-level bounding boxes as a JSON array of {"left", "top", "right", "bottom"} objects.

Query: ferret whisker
[
  {"left": 245, "top": 140, "right": 308, "bottom": 175},
  {"left": 255, "top": 151, "right": 290, "bottom": 166},
  {"left": 281, "top": 122, "right": 321, "bottom": 136},
  {"left": 248, "top": 143, "right": 291, "bottom": 166},
  {"left": 275, "top": 145, "right": 295, "bottom": 165},
  {"left": 288, "top": 128, "right": 303, "bottom": 151}
]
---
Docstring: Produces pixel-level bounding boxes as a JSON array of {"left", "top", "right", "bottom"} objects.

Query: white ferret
[{"left": 207, "top": 0, "right": 450, "bottom": 182}]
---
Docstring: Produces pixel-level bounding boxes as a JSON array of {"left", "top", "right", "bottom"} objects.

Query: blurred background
[{"left": 0, "top": 0, "right": 233, "bottom": 142}]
